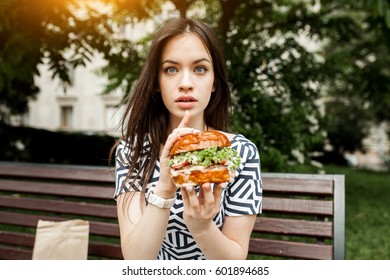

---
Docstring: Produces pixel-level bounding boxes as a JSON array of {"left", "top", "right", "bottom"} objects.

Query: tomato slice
[
  {"left": 171, "top": 160, "right": 189, "bottom": 169},
  {"left": 219, "top": 160, "right": 227, "bottom": 165}
]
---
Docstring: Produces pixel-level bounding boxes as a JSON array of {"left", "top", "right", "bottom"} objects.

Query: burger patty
[
  {"left": 170, "top": 165, "right": 233, "bottom": 187},
  {"left": 170, "top": 164, "right": 227, "bottom": 176}
]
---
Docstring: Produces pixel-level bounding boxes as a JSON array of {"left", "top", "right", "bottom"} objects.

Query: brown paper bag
[{"left": 32, "top": 219, "right": 89, "bottom": 260}]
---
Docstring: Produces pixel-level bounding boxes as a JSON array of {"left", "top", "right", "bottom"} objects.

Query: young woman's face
[{"left": 158, "top": 33, "right": 215, "bottom": 127}]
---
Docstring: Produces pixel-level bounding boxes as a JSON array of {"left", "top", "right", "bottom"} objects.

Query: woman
[{"left": 112, "top": 17, "right": 262, "bottom": 260}]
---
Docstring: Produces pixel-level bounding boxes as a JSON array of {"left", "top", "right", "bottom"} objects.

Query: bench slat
[
  {"left": 0, "top": 232, "right": 123, "bottom": 259},
  {"left": 0, "top": 162, "right": 114, "bottom": 183},
  {"left": 0, "top": 180, "right": 113, "bottom": 199},
  {"left": 263, "top": 197, "right": 333, "bottom": 215},
  {"left": 88, "top": 242, "right": 123, "bottom": 259},
  {"left": 262, "top": 177, "right": 333, "bottom": 195},
  {"left": 0, "top": 195, "right": 117, "bottom": 218},
  {"left": 253, "top": 217, "right": 332, "bottom": 238},
  {"left": 0, "top": 211, "right": 120, "bottom": 237},
  {"left": 249, "top": 238, "right": 333, "bottom": 260},
  {"left": 0, "top": 247, "right": 32, "bottom": 260},
  {"left": 0, "top": 231, "right": 35, "bottom": 247}
]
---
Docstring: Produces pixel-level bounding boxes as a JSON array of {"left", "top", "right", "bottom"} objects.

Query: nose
[{"left": 179, "top": 70, "right": 193, "bottom": 92}]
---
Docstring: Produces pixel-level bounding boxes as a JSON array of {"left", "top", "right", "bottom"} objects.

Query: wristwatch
[{"left": 146, "top": 190, "right": 176, "bottom": 209}]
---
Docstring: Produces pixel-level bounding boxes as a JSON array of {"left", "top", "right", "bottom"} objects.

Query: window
[{"left": 60, "top": 106, "right": 73, "bottom": 129}]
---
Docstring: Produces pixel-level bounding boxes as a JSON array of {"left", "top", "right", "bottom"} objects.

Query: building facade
[{"left": 27, "top": 54, "right": 124, "bottom": 136}]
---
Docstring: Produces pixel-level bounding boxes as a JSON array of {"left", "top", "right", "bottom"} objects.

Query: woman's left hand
[{"left": 181, "top": 183, "right": 224, "bottom": 235}]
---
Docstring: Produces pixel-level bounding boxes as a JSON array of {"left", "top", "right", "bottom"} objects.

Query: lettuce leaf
[{"left": 169, "top": 146, "right": 241, "bottom": 171}]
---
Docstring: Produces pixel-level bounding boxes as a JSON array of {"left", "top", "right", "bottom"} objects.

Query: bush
[{"left": 0, "top": 123, "right": 116, "bottom": 166}]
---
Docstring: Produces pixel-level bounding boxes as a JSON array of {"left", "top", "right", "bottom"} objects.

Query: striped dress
[{"left": 114, "top": 134, "right": 262, "bottom": 259}]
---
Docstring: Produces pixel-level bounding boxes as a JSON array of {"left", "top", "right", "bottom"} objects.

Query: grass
[{"left": 293, "top": 164, "right": 390, "bottom": 260}]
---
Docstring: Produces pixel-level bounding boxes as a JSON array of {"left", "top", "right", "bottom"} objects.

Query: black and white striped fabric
[{"left": 114, "top": 134, "right": 262, "bottom": 260}]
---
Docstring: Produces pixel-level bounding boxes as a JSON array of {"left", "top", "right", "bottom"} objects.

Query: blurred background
[{"left": 0, "top": 0, "right": 389, "bottom": 259}]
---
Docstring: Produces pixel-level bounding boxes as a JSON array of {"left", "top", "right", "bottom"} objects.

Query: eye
[
  {"left": 164, "top": 66, "right": 177, "bottom": 74},
  {"left": 194, "top": 66, "right": 207, "bottom": 74}
]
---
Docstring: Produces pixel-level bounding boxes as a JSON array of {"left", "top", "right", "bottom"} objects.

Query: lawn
[{"left": 296, "top": 164, "right": 390, "bottom": 260}]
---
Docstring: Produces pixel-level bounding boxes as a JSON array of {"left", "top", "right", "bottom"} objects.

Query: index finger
[{"left": 177, "top": 110, "right": 190, "bottom": 129}]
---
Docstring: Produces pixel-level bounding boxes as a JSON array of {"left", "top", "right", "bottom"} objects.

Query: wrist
[
  {"left": 153, "top": 182, "right": 176, "bottom": 199},
  {"left": 188, "top": 221, "right": 214, "bottom": 239}
]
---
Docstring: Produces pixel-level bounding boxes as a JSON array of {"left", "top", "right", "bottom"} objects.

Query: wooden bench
[
  {"left": 0, "top": 161, "right": 345, "bottom": 260},
  {"left": 250, "top": 172, "right": 345, "bottom": 260}
]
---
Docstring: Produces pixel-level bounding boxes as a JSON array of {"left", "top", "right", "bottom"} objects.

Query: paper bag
[{"left": 32, "top": 219, "right": 89, "bottom": 260}]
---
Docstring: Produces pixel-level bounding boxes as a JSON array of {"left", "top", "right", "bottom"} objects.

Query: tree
[
  {"left": 212, "top": 1, "right": 390, "bottom": 169},
  {"left": 320, "top": 1, "right": 390, "bottom": 156},
  {"left": 341, "top": 0, "right": 390, "bottom": 27},
  {"left": 216, "top": 1, "right": 329, "bottom": 170},
  {"left": 0, "top": 0, "right": 140, "bottom": 120}
]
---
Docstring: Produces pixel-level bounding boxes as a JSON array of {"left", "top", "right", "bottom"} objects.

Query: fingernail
[{"left": 186, "top": 186, "right": 193, "bottom": 192}]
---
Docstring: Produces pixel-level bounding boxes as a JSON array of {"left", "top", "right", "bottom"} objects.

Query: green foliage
[
  {"left": 323, "top": 98, "right": 372, "bottom": 153},
  {"left": 220, "top": 1, "right": 328, "bottom": 170},
  {"left": 341, "top": 0, "right": 390, "bottom": 27},
  {"left": 320, "top": 1, "right": 390, "bottom": 154},
  {"left": 96, "top": 39, "right": 143, "bottom": 96}
]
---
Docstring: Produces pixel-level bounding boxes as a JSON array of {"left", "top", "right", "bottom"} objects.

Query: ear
[{"left": 212, "top": 84, "right": 216, "bottom": 92}]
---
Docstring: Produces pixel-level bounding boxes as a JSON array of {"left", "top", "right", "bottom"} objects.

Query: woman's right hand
[{"left": 156, "top": 110, "right": 199, "bottom": 198}]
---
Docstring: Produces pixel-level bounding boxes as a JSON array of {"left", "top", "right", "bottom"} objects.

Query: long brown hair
[{"left": 111, "top": 18, "right": 232, "bottom": 193}]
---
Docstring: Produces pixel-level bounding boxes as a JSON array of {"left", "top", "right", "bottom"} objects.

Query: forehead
[{"left": 161, "top": 33, "right": 212, "bottom": 61}]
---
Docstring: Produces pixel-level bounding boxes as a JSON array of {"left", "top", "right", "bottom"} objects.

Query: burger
[{"left": 168, "top": 130, "right": 241, "bottom": 188}]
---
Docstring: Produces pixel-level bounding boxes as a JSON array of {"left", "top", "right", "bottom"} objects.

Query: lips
[
  {"left": 175, "top": 95, "right": 197, "bottom": 109},
  {"left": 175, "top": 95, "right": 198, "bottom": 103}
]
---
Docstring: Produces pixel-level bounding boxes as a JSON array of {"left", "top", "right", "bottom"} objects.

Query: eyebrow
[{"left": 161, "top": 58, "right": 212, "bottom": 65}]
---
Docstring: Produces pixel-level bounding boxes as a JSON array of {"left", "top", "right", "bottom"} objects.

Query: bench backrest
[
  {"left": 253, "top": 172, "right": 345, "bottom": 259},
  {"left": 0, "top": 162, "right": 345, "bottom": 260}
]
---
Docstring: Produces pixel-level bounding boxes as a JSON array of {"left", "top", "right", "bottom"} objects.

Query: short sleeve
[
  {"left": 223, "top": 135, "right": 262, "bottom": 216},
  {"left": 113, "top": 140, "right": 143, "bottom": 200}
]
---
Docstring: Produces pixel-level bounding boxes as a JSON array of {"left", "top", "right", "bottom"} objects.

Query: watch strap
[{"left": 147, "top": 191, "right": 176, "bottom": 209}]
